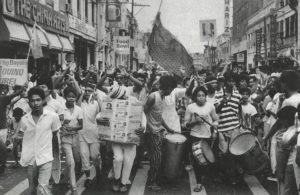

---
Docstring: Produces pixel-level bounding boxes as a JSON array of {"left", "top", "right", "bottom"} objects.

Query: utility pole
[{"left": 130, "top": 0, "right": 134, "bottom": 70}]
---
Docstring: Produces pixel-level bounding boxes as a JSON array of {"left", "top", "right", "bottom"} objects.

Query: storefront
[
  {"left": 68, "top": 15, "right": 97, "bottom": 70},
  {"left": 0, "top": 0, "right": 73, "bottom": 74}
]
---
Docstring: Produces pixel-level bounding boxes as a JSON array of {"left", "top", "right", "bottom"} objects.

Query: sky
[{"left": 132, "top": 0, "right": 225, "bottom": 53}]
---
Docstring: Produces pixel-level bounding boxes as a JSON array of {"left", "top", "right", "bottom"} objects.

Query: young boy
[
  {"left": 8, "top": 108, "right": 24, "bottom": 168},
  {"left": 61, "top": 87, "right": 83, "bottom": 195},
  {"left": 20, "top": 87, "right": 61, "bottom": 194},
  {"left": 239, "top": 87, "right": 257, "bottom": 129}
]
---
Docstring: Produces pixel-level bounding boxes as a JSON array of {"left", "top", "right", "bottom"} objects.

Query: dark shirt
[{"left": 0, "top": 95, "right": 11, "bottom": 129}]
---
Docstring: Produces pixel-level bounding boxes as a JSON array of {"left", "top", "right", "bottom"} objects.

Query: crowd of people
[{"left": 1, "top": 62, "right": 300, "bottom": 195}]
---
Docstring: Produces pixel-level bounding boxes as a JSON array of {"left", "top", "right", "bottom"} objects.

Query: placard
[
  {"left": 98, "top": 97, "right": 143, "bottom": 145},
  {"left": 0, "top": 59, "right": 28, "bottom": 86}
]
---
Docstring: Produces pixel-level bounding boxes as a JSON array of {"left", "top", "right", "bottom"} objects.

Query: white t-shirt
[
  {"left": 185, "top": 102, "right": 217, "bottom": 138},
  {"left": 282, "top": 93, "right": 300, "bottom": 109},
  {"left": 44, "top": 96, "right": 64, "bottom": 116},
  {"left": 162, "top": 88, "right": 186, "bottom": 133},
  {"left": 241, "top": 103, "right": 257, "bottom": 116}
]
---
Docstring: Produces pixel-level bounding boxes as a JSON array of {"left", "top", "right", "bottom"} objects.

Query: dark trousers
[
  {"left": 182, "top": 128, "right": 191, "bottom": 165},
  {"left": 0, "top": 138, "right": 7, "bottom": 166},
  {"left": 145, "top": 132, "right": 163, "bottom": 184}
]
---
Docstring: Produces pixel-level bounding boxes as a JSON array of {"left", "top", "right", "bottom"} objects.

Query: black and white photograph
[{"left": 1, "top": 0, "right": 300, "bottom": 195}]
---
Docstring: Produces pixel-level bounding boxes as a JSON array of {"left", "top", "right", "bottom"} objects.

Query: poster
[
  {"left": 98, "top": 97, "right": 143, "bottom": 145},
  {"left": 0, "top": 59, "right": 28, "bottom": 86},
  {"left": 199, "top": 20, "right": 217, "bottom": 42}
]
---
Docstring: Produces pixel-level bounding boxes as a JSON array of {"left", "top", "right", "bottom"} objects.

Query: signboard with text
[
  {"left": 68, "top": 15, "right": 96, "bottom": 40},
  {"left": 0, "top": 59, "right": 28, "bottom": 86},
  {"left": 200, "top": 20, "right": 217, "bottom": 42},
  {"left": 269, "top": 9, "right": 277, "bottom": 60},
  {"left": 256, "top": 29, "right": 262, "bottom": 59},
  {"left": 114, "top": 36, "right": 130, "bottom": 55},
  {"left": 2, "top": 0, "right": 69, "bottom": 36},
  {"left": 224, "top": 0, "right": 230, "bottom": 34}
]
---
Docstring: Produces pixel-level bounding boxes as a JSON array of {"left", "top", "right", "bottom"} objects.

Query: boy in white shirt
[
  {"left": 20, "top": 87, "right": 61, "bottom": 194},
  {"left": 239, "top": 87, "right": 257, "bottom": 129}
]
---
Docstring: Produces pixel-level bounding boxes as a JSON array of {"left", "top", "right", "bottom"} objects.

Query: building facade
[{"left": 0, "top": 0, "right": 73, "bottom": 74}]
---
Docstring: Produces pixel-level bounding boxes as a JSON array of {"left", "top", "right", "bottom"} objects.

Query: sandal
[{"left": 193, "top": 184, "right": 203, "bottom": 192}]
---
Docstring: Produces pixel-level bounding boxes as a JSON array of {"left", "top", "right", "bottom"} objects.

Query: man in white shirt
[{"left": 20, "top": 87, "right": 61, "bottom": 195}]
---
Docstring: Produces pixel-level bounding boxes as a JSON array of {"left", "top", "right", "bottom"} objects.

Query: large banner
[
  {"left": 200, "top": 20, "right": 217, "bottom": 42},
  {"left": 0, "top": 59, "right": 28, "bottom": 86},
  {"left": 98, "top": 97, "right": 143, "bottom": 145}
]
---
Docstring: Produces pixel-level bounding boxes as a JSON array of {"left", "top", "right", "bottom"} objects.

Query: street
[{"left": 0, "top": 152, "right": 277, "bottom": 195}]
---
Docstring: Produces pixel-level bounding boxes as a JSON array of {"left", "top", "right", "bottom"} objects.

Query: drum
[
  {"left": 163, "top": 134, "right": 187, "bottom": 179},
  {"left": 229, "top": 132, "right": 269, "bottom": 175},
  {"left": 192, "top": 140, "right": 215, "bottom": 166}
]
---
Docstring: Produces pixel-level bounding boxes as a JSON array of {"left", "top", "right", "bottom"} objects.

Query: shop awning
[
  {"left": 25, "top": 25, "right": 48, "bottom": 47},
  {"left": 47, "top": 33, "right": 63, "bottom": 50},
  {"left": 0, "top": 17, "right": 30, "bottom": 43},
  {"left": 59, "top": 36, "right": 73, "bottom": 52}
]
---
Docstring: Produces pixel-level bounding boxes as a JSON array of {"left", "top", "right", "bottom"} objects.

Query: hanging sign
[{"left": 114, "top": 36, "right": 130, "bottom": 55}]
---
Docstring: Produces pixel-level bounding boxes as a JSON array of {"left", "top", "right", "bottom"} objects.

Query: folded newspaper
[{"left": 98, "top": 97, "right": 143, "bottom": 145}]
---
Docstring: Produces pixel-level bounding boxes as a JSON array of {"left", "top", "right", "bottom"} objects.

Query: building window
[
  {"left": 85, "top": 0, "right": 89, "bottom": 22},
  {"left": 290, "top": 14, "right": 296, "bottom": 36},
  {"left": 92, "top": 2, "right": 95, "bottom": 26},
  {"left": 77, "top": 0, "right": 81, "bottom": 19},
  {"left": 279, "top": 0, "right": 285, "bottom": 7},
  {"left": 285, "top": 17, "right": 290, "bottom": 37}
]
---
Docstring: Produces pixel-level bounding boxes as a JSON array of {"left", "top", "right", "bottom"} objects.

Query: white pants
[
  {"left": 112, "top": 143, "right": 136, "bottom": 184},
  {"left": 270, "top": 135, "right": 277, "bottom": 174},
  {"left": 80, "top": 141, "right": 100, "bottom": 171},
  {"left": 0, "top": 128, "right": 8, "bottom": 143},
  {"left": 293, "top": 161, "right": 300, "bottom": 194}
]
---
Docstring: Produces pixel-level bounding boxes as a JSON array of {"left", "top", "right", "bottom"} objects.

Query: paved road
[{"left": 1, "top": 160, "right": 277, "bottom": 195}]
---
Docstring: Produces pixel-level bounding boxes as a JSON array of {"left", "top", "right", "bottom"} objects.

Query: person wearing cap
[{"left": 96, "top": 84, "right": 146, "bottom": 193}]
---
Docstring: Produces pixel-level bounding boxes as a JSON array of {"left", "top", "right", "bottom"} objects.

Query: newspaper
[{"left": 98, "top": 97, "right": 143, "bottom": 145}]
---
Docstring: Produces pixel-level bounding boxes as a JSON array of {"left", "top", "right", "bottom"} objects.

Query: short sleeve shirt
[
  {"left": 20, "top": 110, "right": 61, "bottom": 166},
  {"left": 44, "top": 97, "right": 64, "bottom": 116}
]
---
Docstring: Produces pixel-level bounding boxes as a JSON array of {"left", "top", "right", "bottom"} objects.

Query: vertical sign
[
  {"left": 256, "top": 29, "right": 262, "bottom": 57},
  {"left": 224, "top": 0, "right": 230, "bottom": 33},
  {"left": 106, "top": 0, "right": 121, "bottom": 22},
  {"left": 269, "top": 8, "right": 277, "bottom": 60}
]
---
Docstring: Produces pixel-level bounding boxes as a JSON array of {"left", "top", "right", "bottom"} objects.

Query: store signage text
[
  {"left": 69, "top": 15, "right": 96, "bottom": 39},
  {"left": 0, "top": 59, "right": 28, "bottom": 86},
  {"left": 269, "top": 9, "right": 277, "bottom": 60},
  {"left": 114, "top": 36, "right": 130, "bottom": 55},
  {"left": 2, "top": 0, "right": 68, "bottom": 35},
  {"left": 224, "top": 0, "right": 230, "bottom": 33},
  {"left": 256, "top": 29, "right": 262, "bottom": 57}
]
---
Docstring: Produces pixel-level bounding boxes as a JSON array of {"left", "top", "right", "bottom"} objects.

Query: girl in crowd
[{"left": 184, "top": 86, "right": 218, "bottom": 192}]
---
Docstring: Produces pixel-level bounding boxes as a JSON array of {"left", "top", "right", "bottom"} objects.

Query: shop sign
[
  {"left": 0, "top": 59, "right": 28, "bottom": 86},
  {"left": 114, "top": 36, "right": 130, "bottom": 55},
  {"left": 237, "top": 52, "right": 245, "bottom": 63},
  {"left": 269, "top": 9, "right": 277, "bottom": 60},
  {"left": 256, "top": 29, "right": 262, "bottom": 58},
  {"left": 200, "top": 20, "right": 217, "bottom": 42},
  {"left": 106, "top": 0, "right": 121, "bottom": 22},
  {"left": 224, "top": 0, "right": 230, "bottom": 34},
  {"left": 2, "top": 0, "right": 69, "bottom": 36},
  {"left": 68, "top": 15, "right": 97, "bottom": 39}
]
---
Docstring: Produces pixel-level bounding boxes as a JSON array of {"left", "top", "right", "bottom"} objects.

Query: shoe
[
  {"left": 84, "top": 179, "right": 91, "bottom": 188},
  {"left": 148, "top": 182, "right": 161, "bottom": 191},
  {"left": 185, "top": 165, "right": 193, "bottom": 171},
  {"left": 193, "top": 184, "right": 203, "bottom": 192},
  {"left": 112, "top": 179, "right": 120, "bottom": 192},
  {"left": 119, "top": 183, "right": 128, "bottom": 193}
]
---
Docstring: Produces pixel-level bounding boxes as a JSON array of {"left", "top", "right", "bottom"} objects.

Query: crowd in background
[{"left": 0, "top": 61, "right": 300, "bottom": 195}]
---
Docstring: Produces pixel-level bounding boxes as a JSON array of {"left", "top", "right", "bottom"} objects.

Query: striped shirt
[{"left": 217, "top": 90, "right": 241, "bottom": 132}]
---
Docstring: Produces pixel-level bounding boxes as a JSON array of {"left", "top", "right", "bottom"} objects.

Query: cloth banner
[
  {"left": 0, "top": 59, "right": 28, "bottom": 86},
  {"left": 148, "top": 13, "right": 194, "bottom": 76}
]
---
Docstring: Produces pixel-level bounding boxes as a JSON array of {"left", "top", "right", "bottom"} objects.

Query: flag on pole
[
  {"left": 30, "top": 22, "right": 43, "bottom": 59},
  {"left": 148, "top": 13, "right": 194, "bottom": 76}
]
